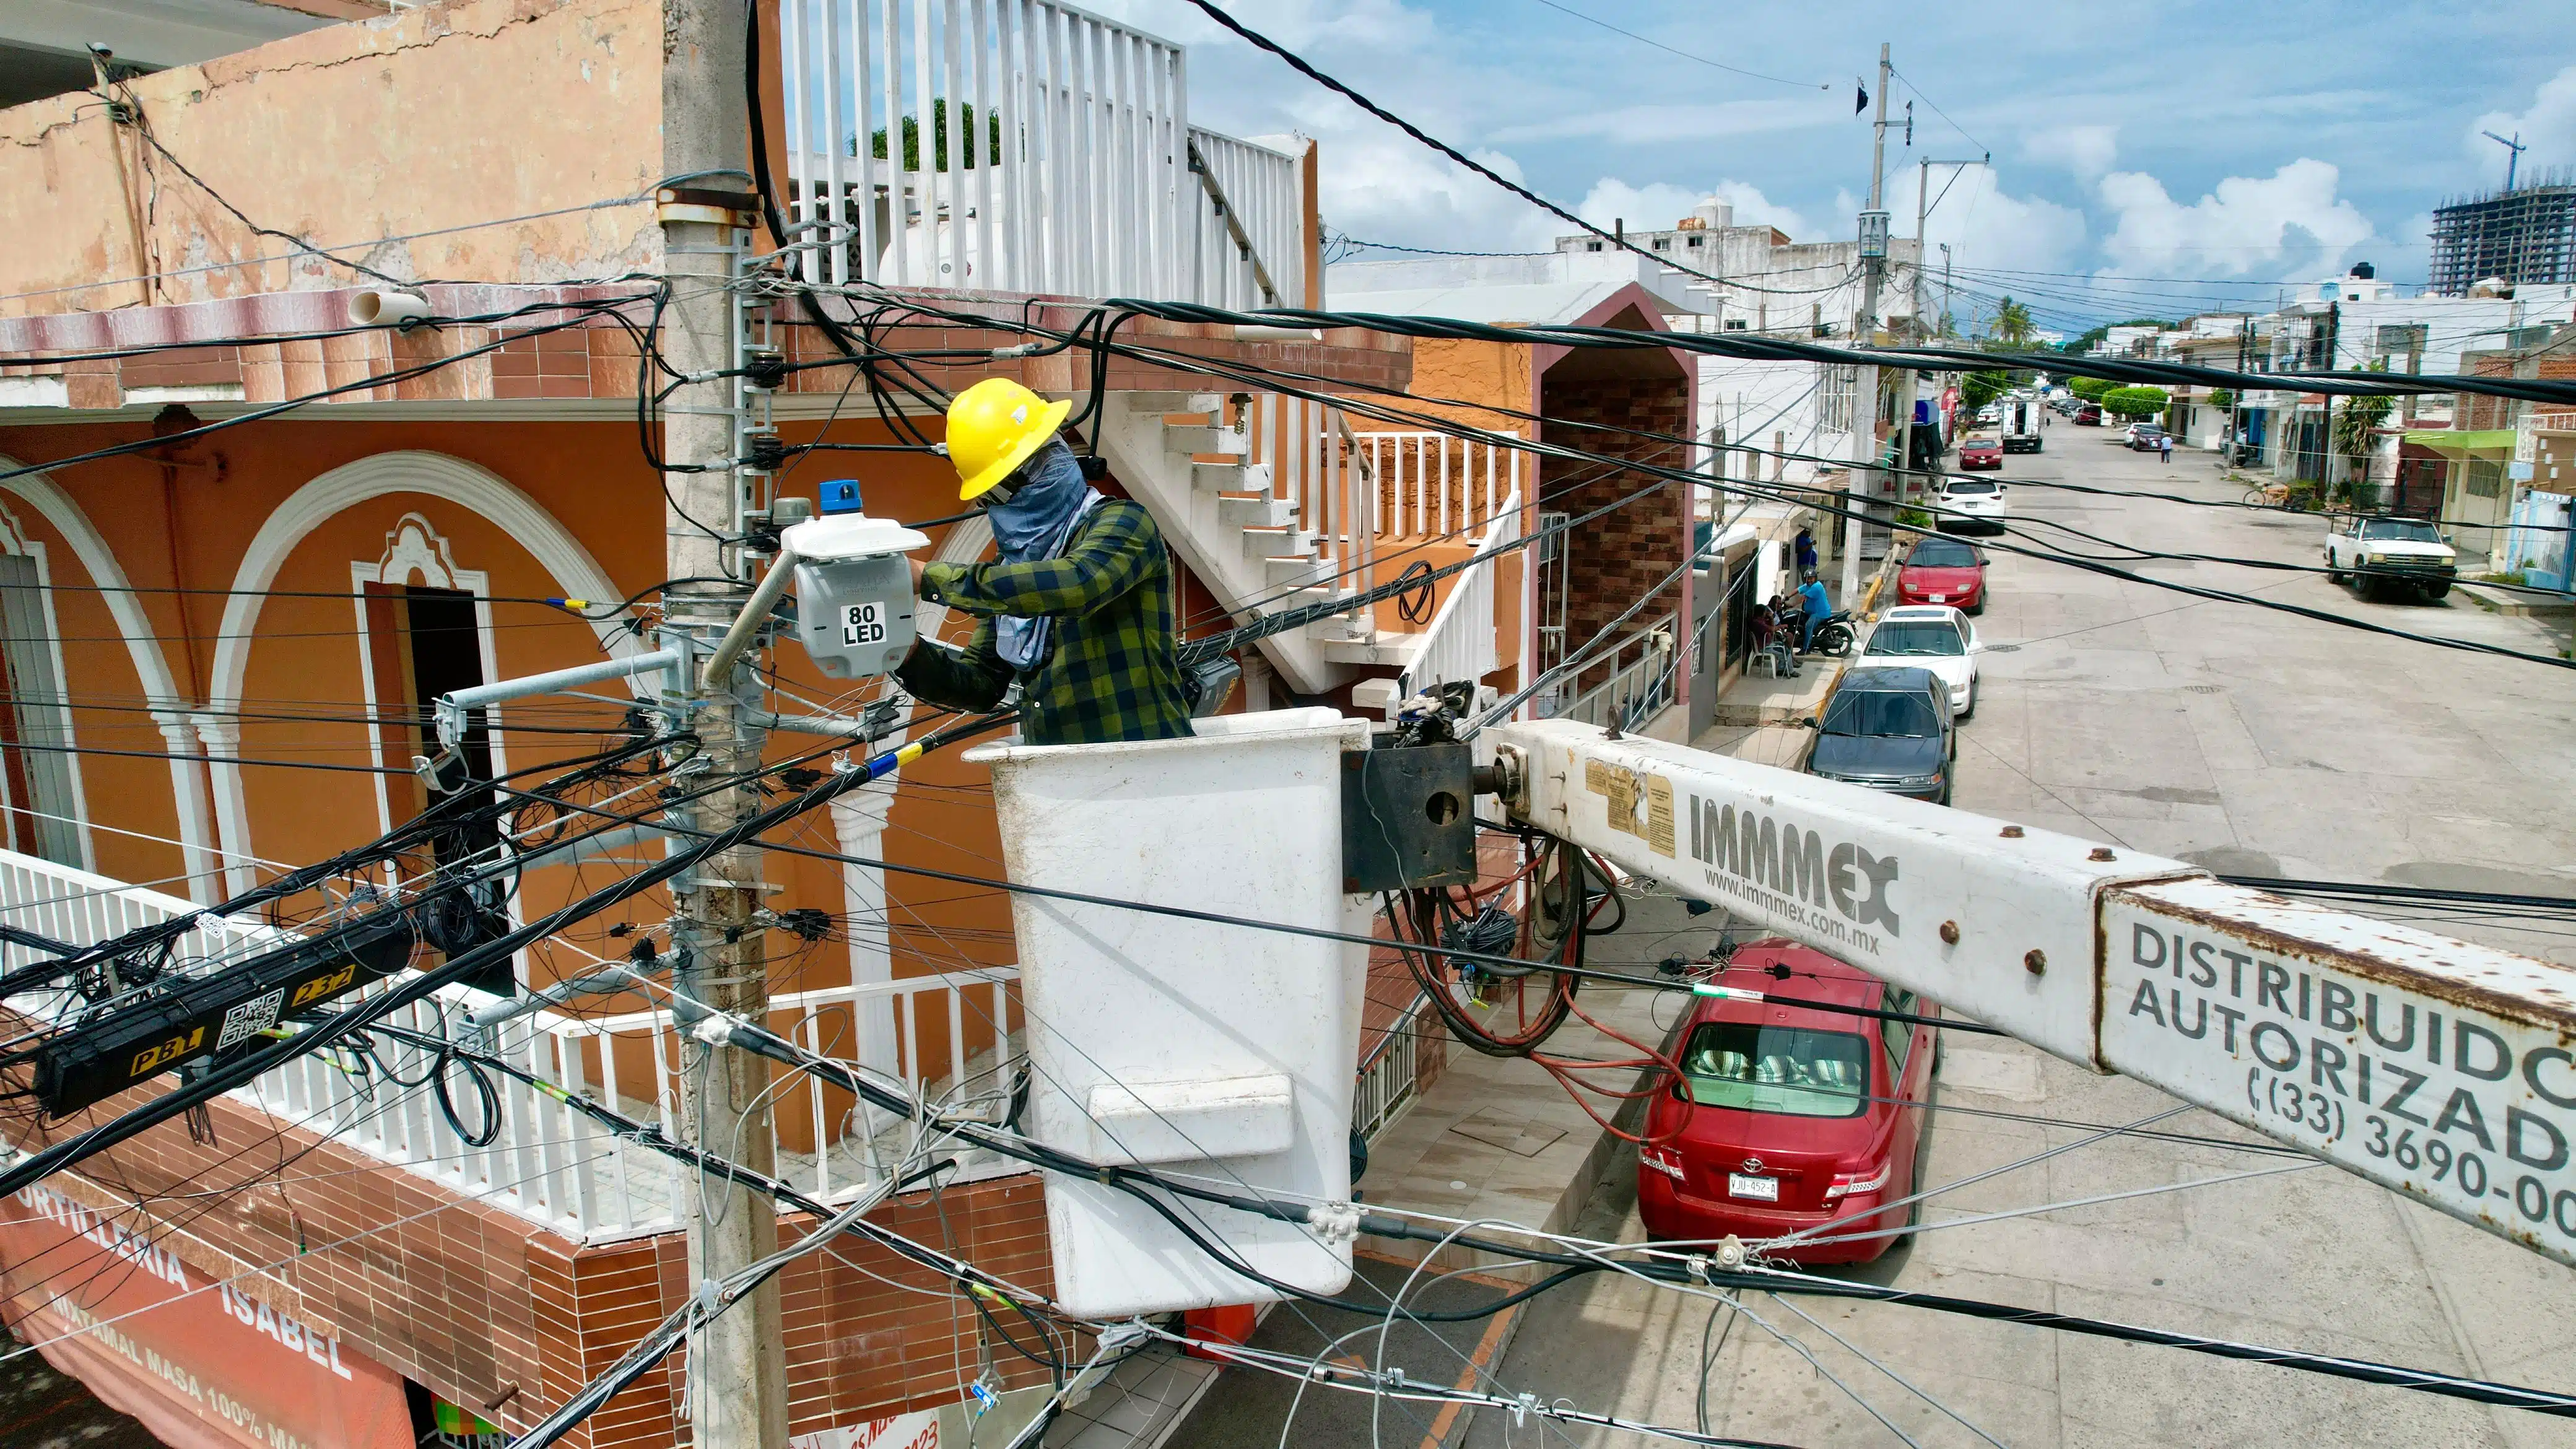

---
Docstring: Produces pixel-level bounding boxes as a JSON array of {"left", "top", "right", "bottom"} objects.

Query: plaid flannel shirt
[{"left": 896, "top": 498, "right": 1195, "bottom": 747}]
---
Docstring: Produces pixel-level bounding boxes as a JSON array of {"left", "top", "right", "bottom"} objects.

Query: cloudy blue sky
[{"left": 1092, "top": 0, "right": 2576, "bottom": 333}]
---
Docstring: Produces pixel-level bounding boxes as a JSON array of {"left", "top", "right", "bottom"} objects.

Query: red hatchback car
[
  {"left": 1638, "top": 942, "right": 1938, "bottom": 1263},
  {"left": 1957, "top": 438, "right": 2003, "bottom": 470},
  {"left": 1895, "top": 535, "right": 1986, "bottom": 614}
]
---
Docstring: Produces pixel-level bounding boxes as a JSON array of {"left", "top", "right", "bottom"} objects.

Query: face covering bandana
[{"left": 983, "top": 438, "right": 1102, "bottom": 672}]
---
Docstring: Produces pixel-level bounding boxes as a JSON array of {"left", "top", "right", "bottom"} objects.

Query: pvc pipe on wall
[{"left": 347, "top": 290, "right": 432, "bottom": 327}]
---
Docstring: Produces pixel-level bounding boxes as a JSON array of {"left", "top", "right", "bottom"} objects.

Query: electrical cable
[
  {"left": 1176, "top": 0, "right": 1849, "bottom": 301},
  {"left": 0, "top": 710, "right": 1016, "bottom": 1202},
  {"left": 807, "top": 283, "right": 2576, "bottom": 669}
]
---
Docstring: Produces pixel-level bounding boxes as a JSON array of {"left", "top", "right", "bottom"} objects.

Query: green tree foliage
[
  {"left": 864, "top": 100, "right": 1005, "bottom": 170},
  {"left": 2068, "top": 376, "right": 2112, "bottom": 402},
  {"left": 2100, "top": 386, "right": 2170, "bottom": 420},
  {"left": 2207, "top": 388, "right": 2235, "bottom": 413},
  {"left": 1959, "top": 370, "right": 2012, "bottom": 413},
  {"left": 1991, "top": 297, "right": 2035, "bottom": 349}
]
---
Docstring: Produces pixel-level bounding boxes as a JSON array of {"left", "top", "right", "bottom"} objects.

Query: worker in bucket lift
[{"left": 897, "top": 377, "right": 1196, "bottom": 746}]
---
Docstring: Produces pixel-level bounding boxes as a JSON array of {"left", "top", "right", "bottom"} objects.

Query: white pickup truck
[{"left": 2323, "top": 515, "right": 2457, "bottom": 601}]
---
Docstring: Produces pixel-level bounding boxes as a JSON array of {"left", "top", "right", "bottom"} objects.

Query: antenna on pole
[{"left": 2482, "top": 129, "right": 2527, "bottom": 191}]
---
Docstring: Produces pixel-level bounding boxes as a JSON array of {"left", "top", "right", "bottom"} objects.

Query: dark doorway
[{"left": 364, "top": 583, "right": 508, "bottom": 990}]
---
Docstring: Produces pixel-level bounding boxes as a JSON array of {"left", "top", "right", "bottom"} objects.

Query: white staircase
[
  {"left": 1094, "top": 391, "right": 1369, "bottom": 694},
  {"left": 1094, "top": 395, "right": 1530, "bottom": 709}
]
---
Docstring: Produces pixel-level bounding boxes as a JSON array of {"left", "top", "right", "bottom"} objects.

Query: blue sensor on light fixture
[{"left": 819, "top": 479, "right": 863, "bottom": 516}]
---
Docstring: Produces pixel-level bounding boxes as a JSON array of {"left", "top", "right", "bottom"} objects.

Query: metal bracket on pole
[{"left": 431, "top": 647, "right": 687, "bottom": 754}]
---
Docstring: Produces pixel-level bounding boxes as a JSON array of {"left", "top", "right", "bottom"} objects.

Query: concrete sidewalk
[{"left": 1353, "top": 978, "right": 1678, "bottom": 1281}]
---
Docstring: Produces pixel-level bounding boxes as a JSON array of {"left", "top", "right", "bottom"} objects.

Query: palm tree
[{"left": 1993, "top": 296, "right": 2035, "bottom": 349}]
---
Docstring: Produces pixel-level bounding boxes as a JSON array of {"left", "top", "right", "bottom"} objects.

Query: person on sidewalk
[
  {"left": 898, "top": 378, "right": 1195, "bottom": 747},
  {"left": 1750, "top": 595, "right": 1800, "bottom": 677},
  {"left": 2159, "top": 432, "right": 2174, "bottom": 464},
  {"left": 1795, "top": 528, "right": 1819, "bottom": 577},
  {"left": 1795, "top": 571, "right": 1834, "bottom": 651}
]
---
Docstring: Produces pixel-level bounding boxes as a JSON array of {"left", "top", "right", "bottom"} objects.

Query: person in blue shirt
[
  {"left": 1795, "top": 571, "right": 1833, "bottom": 651},
  {"left": 1795, "top": 528, "right": 1819, "bottom": 577}
]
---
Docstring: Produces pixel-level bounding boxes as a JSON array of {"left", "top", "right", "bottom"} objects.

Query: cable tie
[
  {"left": 1684, "top": 1252, "right": 1712, "bottom": 1286},
  {"left": 1513, "top": 1391, "right": 1538, "bottom": 1426}
]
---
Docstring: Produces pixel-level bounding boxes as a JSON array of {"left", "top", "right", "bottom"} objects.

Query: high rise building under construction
[{"left": 2429, "top": 170, "right": 2576, "bottom": 294}]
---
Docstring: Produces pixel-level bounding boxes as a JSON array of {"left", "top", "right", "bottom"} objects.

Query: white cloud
[
  {"left": 2023, "top": 124, "right": 2118, "bottom": 180},
  {"left": 1879, "top": 166, "right": 2089, "bottom": 274},
  {"left": 2471, "top": 64, "right": 2576, "bottom": 183},
  {"left": 1570, "top": 178, "right": 1809, "bottom": 246},
  {"left": 1312, "top": 133, "right": 1569, "bottom": 252},
  {"left": 2096, "top": 159, "right": 2374, "bottom": 277}
]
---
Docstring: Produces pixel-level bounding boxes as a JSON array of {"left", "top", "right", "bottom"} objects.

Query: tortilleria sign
[{"left": 0, "top": 1183, "right": 412, "bottom": 1449}]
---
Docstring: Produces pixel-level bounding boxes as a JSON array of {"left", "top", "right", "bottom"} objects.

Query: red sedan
[
  {"left": 1957, "top": 437, "right": 2003, "bottom": 470},
  {"left": 1895, "top": 535, "right": 1987, "bottom": 614},
  {"left": 1638, "top": 942, "right": 1938, "bottom": 1264}
]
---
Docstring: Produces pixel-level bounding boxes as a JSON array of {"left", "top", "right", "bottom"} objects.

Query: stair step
[
  {"left": 1241, "top": 527, "right": 1315, "bottom": 564},
  {"left": 1264, "top": 586, "right": 1341, "bottom": 614},
  {"left": 1193, "top": 460, "right": 1269, "bottom": 493},
  {"left": 1264, "top": 554, "right": 1338, "bottom": 590},
  {"left": 1190, "top": 461, "right": 1273, "bottom": 495},
  {"left": 1351, "top": 677, "right": 1403, "bottom": 715},
  {"left": 1164, "top": 425, "right": 1250, "bottom": 457},
  {"left": 1131, "top": 391, "right": 1225, "bottom": 415},
  {"left": 1219, "top": 494, "right": 1298, "bottom": 529}
]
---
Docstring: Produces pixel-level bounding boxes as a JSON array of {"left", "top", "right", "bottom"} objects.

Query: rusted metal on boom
[{"left": 1486, "top": 720, "right": 2576, "bottom": 1266}]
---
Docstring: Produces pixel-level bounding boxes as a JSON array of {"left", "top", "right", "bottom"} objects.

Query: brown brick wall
[
  {"left": 7, "top": 295, "right": 1410, "bottom": 413},
  {"left": 6, "top": 1085, "right": 1053, "bottom": 1447},
  {"left": 1539, "top": 375, "right": 1690, "bottom": 690},
  {"left": 118, "top": 344, "right": 243, "bottom": 391},
  {"left": 2459, "top": 352, "right": 2576, "bottom": 431}
]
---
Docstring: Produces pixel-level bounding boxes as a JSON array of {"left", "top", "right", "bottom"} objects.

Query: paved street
[{"left": 1456, "top": 436, "right": 2576, "bottom": 1448}]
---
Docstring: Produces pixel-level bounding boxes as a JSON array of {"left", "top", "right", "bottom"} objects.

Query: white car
[
  {"left": 2324, "top": 515, "right": 2458, "bottom": 601},
  {"left": 1929, "top": 477, "right": 2007, "bottom": 534},
  {"left": 1860, "top": 605, "right": 1982, "bottom": 719}
]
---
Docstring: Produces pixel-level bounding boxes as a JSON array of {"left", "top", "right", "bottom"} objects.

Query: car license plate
[
  {"left": 1928, "top": 594, "right": 1944, "bottom": 603},
  {"left": 1727, "top": 1173, "right": 1779, "bottom": 1201}
]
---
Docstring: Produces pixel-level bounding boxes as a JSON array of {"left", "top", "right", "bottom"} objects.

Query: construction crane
[{"left": 2485, "top": 128, "right": 2529, "bottom": 192}]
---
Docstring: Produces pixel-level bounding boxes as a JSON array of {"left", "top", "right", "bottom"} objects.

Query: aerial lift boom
[{"left": 1487, "top": 719, "right": 2576, "bottom": 1267}]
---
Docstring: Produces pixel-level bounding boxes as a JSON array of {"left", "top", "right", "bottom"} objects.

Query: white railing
[
  {"left": 777, "top": 0, "right": 1306, "bottom": 305},
  {"left": 1559, "top": 616, "right": 1676, "bottom": 729},
  {"left": 0, "top": 850, "right": 1022, "bottom": 1241},
  {"left": 1232, "top": 394, "right": 1377, "bottom": 614},
  {"left": 1354, "top": 432, "right": 1525, "bottom": 544},
  {"left": 1397, "top": 490, "right": 1518, "bottom": 695},
  {"left": 1354, "top": 993, "right": 1429, "bottom": 1141},
  {"left": 0, "top": 856, "right": 290, "bottom": 984},
  {"left": 1188, "top": 128, "right": 1305, "bottom": 309}
]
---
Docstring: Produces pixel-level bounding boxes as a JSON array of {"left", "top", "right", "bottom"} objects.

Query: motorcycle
[{"left": 1804, "top": 611, "right": 1857, "bottom": 657}]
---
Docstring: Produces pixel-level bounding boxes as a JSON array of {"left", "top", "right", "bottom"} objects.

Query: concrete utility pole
[
  {"left": 659, "top": 5, "right": 789, "bottom": 1448},
  {"left": 1843, "top": 42, "right": 1892, "bottom": 606},
  {"left": 1907, "top": 154, "right": 1986, "bottom": 513}
]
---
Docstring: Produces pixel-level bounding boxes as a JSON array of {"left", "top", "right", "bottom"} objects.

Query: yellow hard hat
[{"left": 946, "top": 378, "right": 1072, "bottom": 501}]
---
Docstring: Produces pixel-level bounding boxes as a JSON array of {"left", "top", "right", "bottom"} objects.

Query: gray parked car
[{"left": 1804, "top": 666, "right": 1957, "bottom": 806}]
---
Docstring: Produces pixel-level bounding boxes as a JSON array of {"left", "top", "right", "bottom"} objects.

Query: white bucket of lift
[{"left": 968, "top": 708, "right": 1370, "bottom": 1318}]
